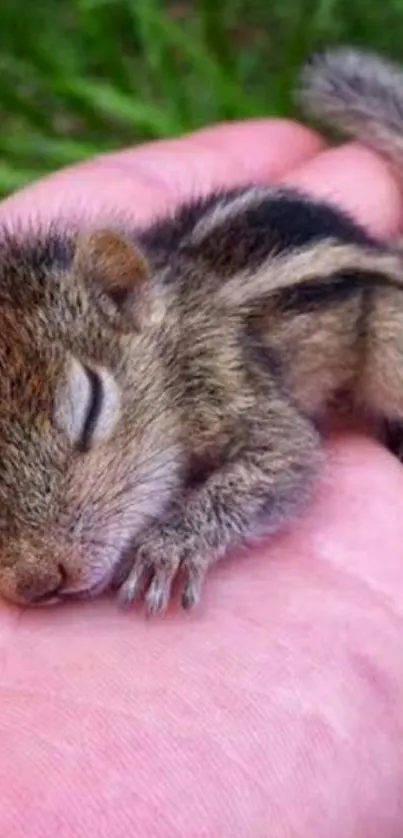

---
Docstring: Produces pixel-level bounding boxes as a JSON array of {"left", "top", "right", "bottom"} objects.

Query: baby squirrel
[{"left": 1, "top": 46, "right": 403, "bottom": 615}]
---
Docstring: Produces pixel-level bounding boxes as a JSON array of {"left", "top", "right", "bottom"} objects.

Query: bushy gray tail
[{"left": 297, "top": 47, "right": 403, "bottom": 174}]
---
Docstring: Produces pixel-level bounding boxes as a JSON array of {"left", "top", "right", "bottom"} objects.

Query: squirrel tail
[{"left": 297, "top": 47, "right": 403, "bottom": 174}]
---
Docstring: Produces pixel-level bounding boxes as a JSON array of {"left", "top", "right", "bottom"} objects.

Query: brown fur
[{"left": 1, "top": 46, "right": 403, "bottom": 613}]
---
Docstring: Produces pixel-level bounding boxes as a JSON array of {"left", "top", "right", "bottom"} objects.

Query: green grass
[{"left": 0, "top": 0, "right": 403, "bottom": 198}]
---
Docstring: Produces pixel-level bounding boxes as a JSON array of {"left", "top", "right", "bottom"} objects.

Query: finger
[
  {"left": 0, "top": 119, "right": 323, "bottom": 230},
  {"left": 283, "top": 141, "right": 403, "bottom": 240}
]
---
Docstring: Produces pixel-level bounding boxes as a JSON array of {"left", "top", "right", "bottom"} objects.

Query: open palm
[{"left": 1, "top": 118, "right": 403, "bottom": 838}]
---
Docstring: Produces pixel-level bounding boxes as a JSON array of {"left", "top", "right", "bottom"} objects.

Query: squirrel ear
[{"left": 73, "top": 229, "right": 151, "bottom": 332}]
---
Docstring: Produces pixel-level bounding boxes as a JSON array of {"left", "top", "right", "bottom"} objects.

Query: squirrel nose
[{"left": 17, "top": 562, "right": 68, "bottom": 604}]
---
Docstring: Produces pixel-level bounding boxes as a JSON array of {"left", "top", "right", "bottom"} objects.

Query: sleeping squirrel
[{"left": 0, "top": 46, "right": 402, "bottom": 615}]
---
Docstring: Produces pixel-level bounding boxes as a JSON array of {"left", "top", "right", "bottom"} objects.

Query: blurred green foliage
[{"left": 0, "top": 0, "right": 403, "bottom": 197}]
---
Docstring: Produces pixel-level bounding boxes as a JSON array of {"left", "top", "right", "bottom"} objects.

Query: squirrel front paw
[{"left": 117, "top": 523, "right": 209, "bottom": 616}]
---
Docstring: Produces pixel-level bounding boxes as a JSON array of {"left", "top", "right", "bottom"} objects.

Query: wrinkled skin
[{"left": 1, "top": 120, "right": 403, "bottom": 837}]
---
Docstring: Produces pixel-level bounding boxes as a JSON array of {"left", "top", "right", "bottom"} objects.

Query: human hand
[{"left": 1, "top": 119, "right": 403, "bottom": 838}]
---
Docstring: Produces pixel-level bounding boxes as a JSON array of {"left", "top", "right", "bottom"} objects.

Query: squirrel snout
[
  {"left": 15, "top": 561, "right": 68, "bottom": 605},
  {"left": 0, "top": 538, "right": 109, "bottom": 606},
  {"left": 0, "top": 541, "right": 80, "bottom": 607}
]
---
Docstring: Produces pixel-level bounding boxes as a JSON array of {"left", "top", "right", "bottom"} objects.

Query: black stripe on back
[
  {"left": 138, "top": 187, "right": 379, "bottom": 280},
  {"left": 277, "top": 270, "right": 384, "bottom": 313}
]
